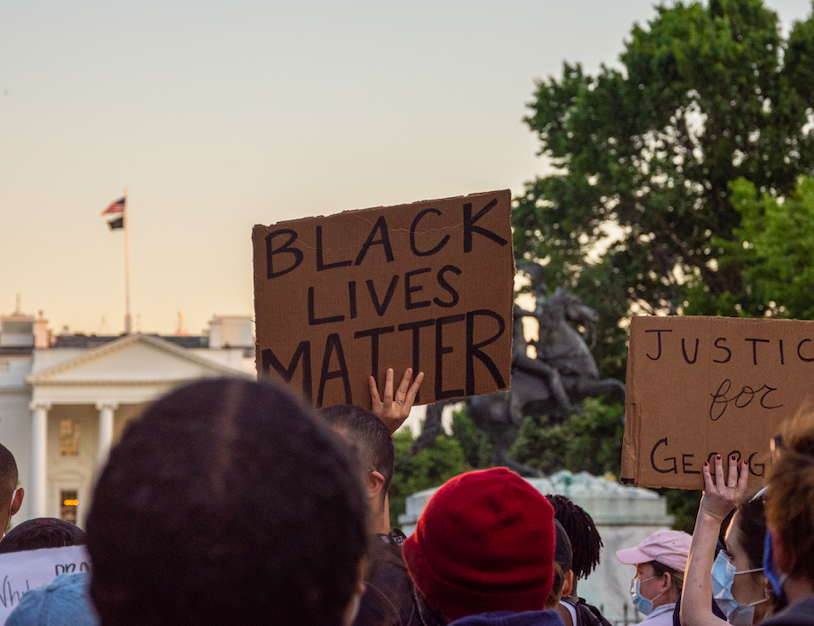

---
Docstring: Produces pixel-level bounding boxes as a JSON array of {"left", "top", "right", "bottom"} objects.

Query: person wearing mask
[
  {"left": 680, "top": 455, "right": 772, "bottom": 626},
  {"left": 617, "top": 530, "right": 691, "bottom": 626}
]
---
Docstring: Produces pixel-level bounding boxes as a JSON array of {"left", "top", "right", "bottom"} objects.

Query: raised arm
[
  {"left": 369, "top": 367, "right": 424, "bottom": 434},
  {"left": 680, "top": 454, "right": 749, "bottom": 626}
]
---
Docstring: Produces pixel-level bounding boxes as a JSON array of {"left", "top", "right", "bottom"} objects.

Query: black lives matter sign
[{"left": 252, "top": 191, "right": 514, "bottom": 409}]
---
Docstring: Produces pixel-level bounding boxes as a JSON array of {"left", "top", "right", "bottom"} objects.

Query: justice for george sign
[
  {"left": 252, "top": 190, "right": 514, "bottom": 409},
  {"left": 622, "top": 315, "right": 814, "bottom": 490}
]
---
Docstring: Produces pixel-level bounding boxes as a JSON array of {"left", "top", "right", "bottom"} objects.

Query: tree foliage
[
  {"left": 514, "top": 0, "right": 814, "bottom": 379},
  {"left": 510, "top": 398, "right": 625, "bottom": 477},
  {"left": 388, "top": 429, "right": 468, "bottom": 528},
  {"left": 687, "top": 175, "right": 814, "bottom": 318}
]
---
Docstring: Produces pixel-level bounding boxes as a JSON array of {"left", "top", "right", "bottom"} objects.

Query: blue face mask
[
  {"left": 763, "top": 530, "right": 789, "bottom": 599},
  {"left": 711, "top": 550, "right": 767, "bottom": 626},
  {"left": 630, "top": 576, "right": 663, "bottom": 616}
]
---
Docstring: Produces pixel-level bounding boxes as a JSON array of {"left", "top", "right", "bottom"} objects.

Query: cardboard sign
[
  {"left": 621, "top": 315, "right": 814, "bottom": 490},
  {"left": 0, "top": 545, "right": 90, "bottom": 623},
  {"left": 253, "top": 190, "right": 514, "bottom": 409}
]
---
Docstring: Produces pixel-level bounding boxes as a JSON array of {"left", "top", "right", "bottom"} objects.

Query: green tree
[
  {"left": 510, "top": 398, "right": 625, "bottom": 476},
  {"left": 514, "top": 0, "right": 814, "bottom": 380},
  {"left": 687, "top": 175, "right": 814, "bottom": 318},
  {"left": 451, "top": 407, "right": 493, "bottom": 470},
  {"left": 388, "top": 429, "right": 468, "bottom": 528}
]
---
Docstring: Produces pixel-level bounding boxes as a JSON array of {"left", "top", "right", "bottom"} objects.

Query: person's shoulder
[
  {"left": 574, "top": 599, "right": 612, "bottom": 626},
  {"left": 448, "top": 610, "right": 564, "bottom": 626},
  {"left": 762, "top": 597, "right": 814, "bottom": 626}
]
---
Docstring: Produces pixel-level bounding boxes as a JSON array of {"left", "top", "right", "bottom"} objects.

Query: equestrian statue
[{"left": 410, "top": 263, "right": 625, "bottom": 476}]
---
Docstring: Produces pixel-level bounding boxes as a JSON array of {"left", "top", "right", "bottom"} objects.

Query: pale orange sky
[{"left": 1, "top": 0, "right": 810, "bottom": 336}]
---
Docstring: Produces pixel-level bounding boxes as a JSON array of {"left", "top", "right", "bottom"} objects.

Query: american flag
[{"left": 101, "top": 197, "right": 125, "bottom": 216}]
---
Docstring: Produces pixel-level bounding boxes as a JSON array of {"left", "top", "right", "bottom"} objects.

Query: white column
[
  {"left": 96, "top": 402, "right": 118, "bottom": 467},
  {"left": 29, "top": 401, "right": 50, "bottom": 518}
]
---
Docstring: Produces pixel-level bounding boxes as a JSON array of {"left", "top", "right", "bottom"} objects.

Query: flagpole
[{"left": 124, "top": 188, "right": 132, "bottom": 335}]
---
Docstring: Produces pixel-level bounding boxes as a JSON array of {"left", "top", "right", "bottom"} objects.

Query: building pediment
[{"left": 26, "top": 334, "right": 248, "bottom": 386}]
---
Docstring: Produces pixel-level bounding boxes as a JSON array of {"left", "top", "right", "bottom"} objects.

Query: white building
[{"left": 0, "top": 309, "right": 255, "bottom": 528}]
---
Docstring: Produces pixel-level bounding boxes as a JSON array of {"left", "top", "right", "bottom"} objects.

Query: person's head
[
  {"left": 546, "top": 494, "right": 602, "bottom": 583},
  {"left": 319, "top": 404, "right": 394, "bottom": 514},
  {"left": 86, "top": 377, "right": 369, "bottom": 626},
  {"left": 403, "top": 468, "right": 556, "bottom": 623},
  {"left": 548, "top": 519, "right": 573, "bottom": 609},
  {"left": 616, "top": 530, "right": 690, "bottom": 614},
  {"left": 0, "top": 443, "right": 23, "bottom": 536},
  {"left": 765, "top": 410, "right": 814, "bottom": 600},
  {"left": 0, "top": 518, "right": 86, "bottom": 554}
]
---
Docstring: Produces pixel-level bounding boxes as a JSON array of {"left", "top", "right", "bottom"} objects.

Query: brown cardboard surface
[
  {"left": 622, "top": 315, "right": 814, "bottom": 490},
  {"left": 252, "top": 190, "right": 514, "bottom": 409}
]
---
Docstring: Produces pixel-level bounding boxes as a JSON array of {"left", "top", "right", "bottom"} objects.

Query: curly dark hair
[
  {"left": 87, "top": 378, "right": 369, "bottom": 626},
  {"left": 546, "top": 494, "right": 603, "bottom": 580}
]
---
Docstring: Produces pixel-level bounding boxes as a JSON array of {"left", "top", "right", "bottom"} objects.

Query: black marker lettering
[
  {"left": 745, "top": 338, "right": 770, "bottom": 365},
  {"left": 399, "top": 318, "right": 435, "bottom": 404},
  {"left": 645, "top": 329, "right": 672, "bottom": 360},
  {"left": 463, "top": 198, "right": 508, "bottom": 253},
  {"left": 799, "top": 339, "right": 814, "bottom": 362},
  {"left": 262, "top": 343, "right": 312, "bottom": 401},
  {"left": 405, "top": 268, "right": 432, "bottom": 310},
  {"left": 713, "top": 337, "right": 731, "bottom": 363},
  {"left": 748, "top": 452, "right": 765, "bottom": 477},
  {"left": 465, "top": 309, "right": 506, "bottom": 396},
  {"left": 308, "top": 287, "right": 344, "bottom": 325},
  {"left": 682, "top": 454, "right": 700, "bottom": 474},
  {"left": 435, "top": 314, "right": 465, "bottom": 399},
  {"left": 316, "top": 225, "right": 353, "bottom": 271},
  {"left": 760, "top": 385, "right": 783, "bottom": 410},
  {"left": 348, "top": 281, "right": 357, "bottom": 319},
  {"left": 366, "top": 276, "right": 400, "bottom": 317},
  {"left": 651, "top": 438, "right": 677, "bottom": 474},
  {"left": 354, "top": 216, "right": 394, "bottom": 265},
  {"left": 682, "top": 337, "right": 700, "bottom": 364},
  {"left": 265, "top": 229, "right": 303, "bottom": 279},
  {"left": 710, "top": 379, "right": 732, "bottom": 421},
  {"left": 317, "top": 333, "right": 351, "bottom": 407},
  {"left": 354, "top": 326, "right": 396, "bottom": 379},
  {"left": 410, "top": 208, "right": 450, "bottom": 257},
  {"left": 434, "top": 265, "right": 461, "bottom": 308}
]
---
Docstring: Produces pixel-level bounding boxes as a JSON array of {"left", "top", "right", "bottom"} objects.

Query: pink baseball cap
[{"left": 616, "top": 530, "right": 691, "bottom": 571}]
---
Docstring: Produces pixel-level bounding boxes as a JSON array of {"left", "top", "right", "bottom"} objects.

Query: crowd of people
[{"left": 0, "top": 368, "right": 813, "bottom": 626}]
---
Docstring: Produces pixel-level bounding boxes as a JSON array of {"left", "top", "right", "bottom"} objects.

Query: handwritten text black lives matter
[
  {"left": 255, "top": 195, "right": 513, "bottom": 408},
  {"left": 641, "top": 327, "right": 803, "bottom": 479}
]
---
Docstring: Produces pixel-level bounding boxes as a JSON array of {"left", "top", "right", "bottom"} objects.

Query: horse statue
[{"left": 410, "top": 282, "right": 625, "bottom": 477}]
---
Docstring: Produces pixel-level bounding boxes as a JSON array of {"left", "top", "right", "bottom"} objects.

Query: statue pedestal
[{"left": 398, "top": 469, "right": 676, "bottom": 624}]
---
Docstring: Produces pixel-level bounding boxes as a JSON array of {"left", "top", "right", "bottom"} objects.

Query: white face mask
[{"left": 2, "top": 488, "right": 19, "bottom": 540}]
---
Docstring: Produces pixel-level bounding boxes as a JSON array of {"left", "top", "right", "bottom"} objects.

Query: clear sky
[{"left": 1, "top": 0, "right": 811, "bottom": 336}]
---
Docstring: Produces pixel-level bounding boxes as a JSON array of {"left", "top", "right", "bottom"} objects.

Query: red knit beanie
[{"left": 402, "top": 467, "right": 555, "bottom": 621}]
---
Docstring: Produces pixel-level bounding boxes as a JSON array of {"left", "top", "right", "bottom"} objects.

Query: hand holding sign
[
  {"left": 370, "top": 367, "right": 424, "bottom": 434},
  {"left": 701, "top": 454, "right": 750, "bottom": 524}
]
